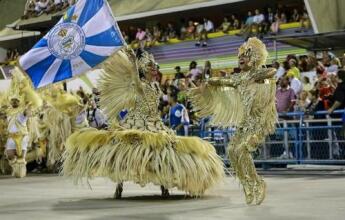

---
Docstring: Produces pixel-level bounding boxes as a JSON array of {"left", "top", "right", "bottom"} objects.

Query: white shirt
[
  {"left": 204, "top": 20, "right": 214, "bottom": 32},
  {"left": 253, "top": 14, "right": 265, "bottom": 24},
  {"left": 290, "top": 77, "right": 303, "bottom": 96},
  {"left": 275, "top": 66, "right": 286, "bottom": 79},
  {"left": 190, "top": 68, "right": 202, "bottom": 81}
]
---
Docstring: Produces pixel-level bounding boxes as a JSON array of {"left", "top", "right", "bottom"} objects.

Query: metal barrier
[{"left": 196, "top": 110, "right": 345, "bottom": 167}]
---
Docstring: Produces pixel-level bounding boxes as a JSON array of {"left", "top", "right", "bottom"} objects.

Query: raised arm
[
  {"left": 207, "top": 76, "right": 239, "bottom": 88},
  {"left": 251, "top": 68, "right": 277, "bottom": 83}
]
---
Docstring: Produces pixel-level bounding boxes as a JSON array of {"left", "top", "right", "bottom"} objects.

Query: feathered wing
[
  {"left": 189, "top": 85, "right": 244, "bottom": 127},
  {"left": 98, "top": 49, "right": 141, "bottom": 122}
]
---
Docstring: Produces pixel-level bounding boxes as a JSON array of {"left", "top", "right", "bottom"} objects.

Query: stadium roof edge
[
  {"left": 267, "top": 30, "right": 345, "bottom": 51},
  {"left": 114, "top": 0, "right": 245, "bottom": 21}
]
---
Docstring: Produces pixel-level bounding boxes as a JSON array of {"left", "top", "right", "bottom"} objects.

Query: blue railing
[{"left": 197, "top": 110, "right": 345, "bottom": 167}]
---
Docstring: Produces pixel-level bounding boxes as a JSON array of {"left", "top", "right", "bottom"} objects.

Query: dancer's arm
[
  {"left": 207, "top": 76, "right": 238, "bottom": 88},
  {"left": 252, "top": 68, "right": 276, "bottom": 83}
]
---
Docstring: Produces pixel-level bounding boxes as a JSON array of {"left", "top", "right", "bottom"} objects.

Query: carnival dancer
[
  {"left": 62, "top": 48, "right": 224, "bottom": 198},
  {"left": 189, "top": 37, "right": 277, "bottom": 205},
  {"left": 3, "top": 68, "right": 44, "bottom": 177}
]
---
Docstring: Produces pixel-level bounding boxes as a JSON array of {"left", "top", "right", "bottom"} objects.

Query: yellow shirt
[{"left": 287, "top": 67, "right": 301, "bottom": 79}]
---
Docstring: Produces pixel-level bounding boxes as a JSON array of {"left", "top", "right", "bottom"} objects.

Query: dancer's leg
[{"left": 114, "top": 182, "right": 123, "bottom": 199}]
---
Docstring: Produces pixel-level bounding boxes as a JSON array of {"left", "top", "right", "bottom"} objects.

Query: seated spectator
[
  {"left": 52, "top": 0, "right": 64, "bottom": 12},
  {"left": 36, "top": 0, "right": 53, "bottom": 16},
  {"left": 280, "top": 13, "right": 287, "bottom": 23},
  {"left": 218, "top": 17, "right": 231, "bottom": 33},
  {"left": 144, "top": 28, "right": 153, "bottom": 47},
  {"left": 270, "top": 13, "right": 281, "bottom": 35},
  {"left": 151, "top": 26, "right": 161, "bottom": 46},
  {"left": 179, "top": 22, "right": 187, "bottom": 40},
  {"left": 231, "top": 14, "right": 241, "bottom": 30},
  {"left": 133, "top": 28, "right": 146, "bottom": 50},
  {"left": 297, "top": 6, "right": 310, "bottom": 32},
  {"left": 187, "top": 61, "right": 202, "bottom": 82},
  {"left": 122, "top": 31, "right": 129, "bottom": 44},
  {"left": 168, "top": 93, "right": 190, "bottom": 136},
  {"left": 23, "top": 0, "right": 37, "bottom": 19},
  {"left": 287, "top": 59, "right": 301, "bottom": 79},
  {"left": 291, "top": 9, "right": 300, "bottom": 22},
  {"left": 239, "top": 11, "right": 254, "bottom": 37},
  {"left": 186, "top": 21, "right": 196, "bottom": 39},
  {"left": 276, "top": 77, "right": 296, "bottom": 113},
  {"left": 165, "top": 23, "right": 176, "bottom": 40}
]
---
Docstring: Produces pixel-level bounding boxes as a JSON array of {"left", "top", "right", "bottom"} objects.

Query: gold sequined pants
[{"left": 228, "top": 129, "right": 265, "bottom": 202}]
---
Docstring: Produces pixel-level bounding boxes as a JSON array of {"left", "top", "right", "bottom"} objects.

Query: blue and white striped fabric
[{"left": 19, "top": 0, "right": 124, "bottom": 88}]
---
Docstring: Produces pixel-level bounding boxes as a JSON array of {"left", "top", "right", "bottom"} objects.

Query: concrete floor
[{"left": 0, "top": 174, "right": 344, "bottom": 220}]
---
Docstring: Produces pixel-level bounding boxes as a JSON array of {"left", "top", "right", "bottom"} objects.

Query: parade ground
[{"left": 1, "top": 173, "right": 344, "bottom": 220}]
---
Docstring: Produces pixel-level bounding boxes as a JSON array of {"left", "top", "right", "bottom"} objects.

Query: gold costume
[
  {"left": 1, "top": 68, "right": 44, "bottom": 177},
  {"left": 189, "top": 38, "right": 277, "bottom": 205},
  {"left": 62, "top": 49, "right": 224, "bottom": 197}
]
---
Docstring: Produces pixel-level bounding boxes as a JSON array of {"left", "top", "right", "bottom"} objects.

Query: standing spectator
[
  {"left": 328, "top": 70, "right": 345, "bottom": 113},
  {"left": 287, "top": 72, "right": 303, "bottom": 96},
  {"left": 291, "top": 9, "right": 300, "bottom": 22},
  {"left": 272, "top": 60, "right": 285, "bottom": 79},
  {"left": 252, "top": 9, "right": 265, "bottom": 38},
  {"left": 202, "top": 60, "right": 212, "bottom": 79},
  {"left": 196, "top": 18, "right": 214, "bottom": 47},
  {"left": 287, "top": 59, "right": 301, "bottom": 79},
  {"left": 188, "top": 61, "right": 202, "bottom": 82},
  {"left": 174, "top": 66, "right": 185, "bottom": 80},
  {"left": 276, "top": 77, "right": 296, "bottom": 113},
  {"left": 168, "top": 93, "right": 190, "bottom": 136},
  {"left": 302, "top": 76, "right": 313, "bottom": 92},
  {"left": 295, "top": 90, "right": 311, "bottom": 112},
  {"left": 134, "top": 28, "right": 146, "bottom": 50},
  {"left": 327, "top": 58, "right": 341, "bottom": 74}
]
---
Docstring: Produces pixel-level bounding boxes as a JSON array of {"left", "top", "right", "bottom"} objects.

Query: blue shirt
[{"left": 169, "top": 103, "right": 189, "bottom": 129}]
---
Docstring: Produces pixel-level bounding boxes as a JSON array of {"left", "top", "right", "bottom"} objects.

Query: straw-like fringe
[
  {"left": 62, "top": 128, "right": 225, "bottom": 196},
  {"left": 188, "top": 86, "right": 244, "bottom": 128},
  {"left": 44, "top": 107, "right": 72, "bottom": 165}
]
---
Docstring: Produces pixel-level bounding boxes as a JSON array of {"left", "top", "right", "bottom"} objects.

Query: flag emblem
[{"left": 19, "top": 0, "right": 124, "bottom": 88}]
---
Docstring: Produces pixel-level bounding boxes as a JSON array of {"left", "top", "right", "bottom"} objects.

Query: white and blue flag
[{"left": 19, "top": 0, "right": 124, "bottom": 88}]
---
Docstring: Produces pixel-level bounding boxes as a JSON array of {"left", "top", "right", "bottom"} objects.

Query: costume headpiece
[
  {"left": 136, "top": 49, "right": 156, "bottom": 74},
  {"left": 238, "top": 37, "right": 268, "bottom": 68}
]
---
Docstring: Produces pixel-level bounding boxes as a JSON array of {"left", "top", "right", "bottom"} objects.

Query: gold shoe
[{"left": 255, "top": 178, "right": 267, "bottom": 205}]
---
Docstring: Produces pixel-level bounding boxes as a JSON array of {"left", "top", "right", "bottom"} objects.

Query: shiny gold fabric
[
  {"left": 189, "top": 38, "right": 277, "bottom": 204},
  {"left": 63, "top": 49, "right": 225, "bottom": 196}
]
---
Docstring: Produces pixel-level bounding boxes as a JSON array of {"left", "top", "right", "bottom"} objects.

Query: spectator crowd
[
  {"left": 22, "top": 0, "right": 76, "bottom": 19},
  {"left": 121, "top": 4, "right": 311, "bottom": 49}
]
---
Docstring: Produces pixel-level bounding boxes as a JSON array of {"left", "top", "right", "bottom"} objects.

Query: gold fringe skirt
[{"left": 62, "top": 128, "right": 224, "bottom": 196}]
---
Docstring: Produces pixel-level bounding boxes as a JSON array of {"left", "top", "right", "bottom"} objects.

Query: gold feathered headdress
[
  {"left": 137, "top": 50, "right": 156, "bottom": 74},
  {"left": 238, "top": 37, "right": 268, "bottom": 68}
]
